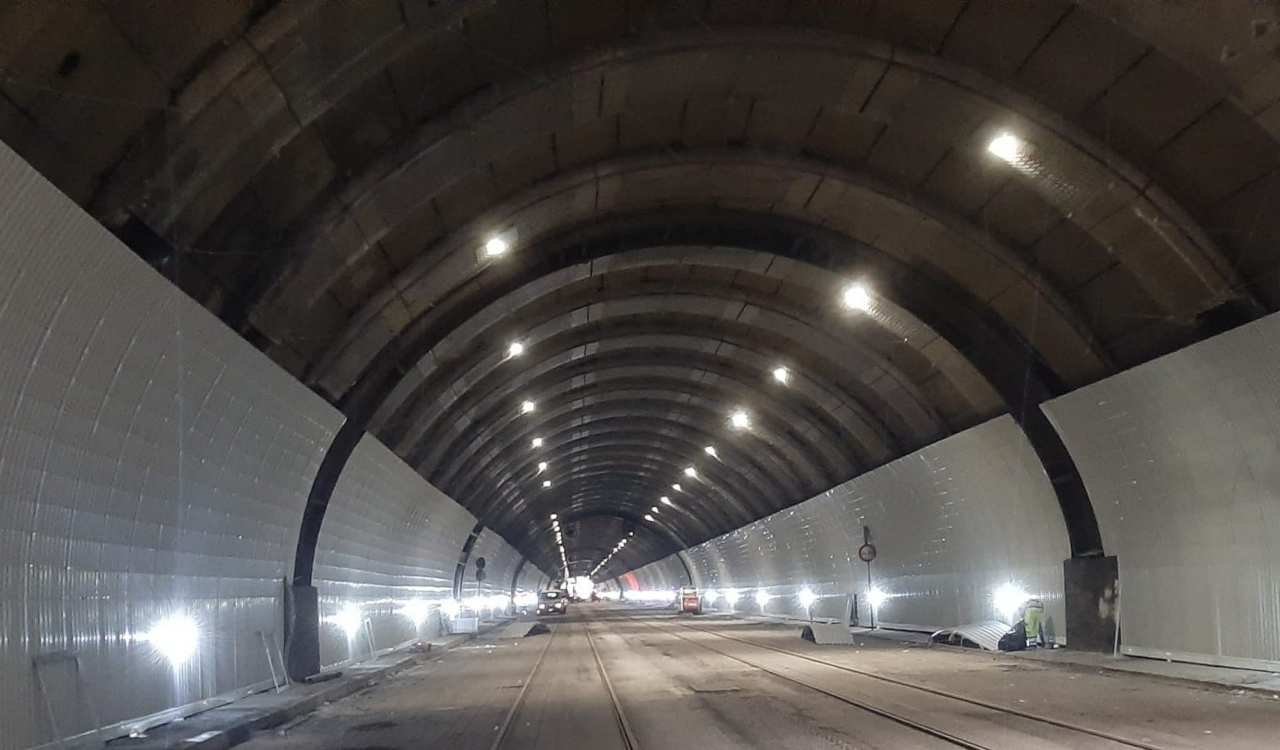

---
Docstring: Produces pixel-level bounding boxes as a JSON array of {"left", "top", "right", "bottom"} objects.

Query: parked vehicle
[
  {"left": 679, "top": 586, "right": 702, "bottom": 614},
  {"left": 536, "top": 589, "right": 569, "bottom": 616}
]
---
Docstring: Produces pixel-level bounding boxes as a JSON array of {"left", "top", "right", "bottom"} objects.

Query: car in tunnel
[{"left": 536, "top": 589, "right": 569, "bottom": 616}]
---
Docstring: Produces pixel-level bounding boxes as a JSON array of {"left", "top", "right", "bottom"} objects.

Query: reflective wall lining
[
  {"left": 314, "top": 435, "right": 477, "bottom": 667},
  {"left": 0, "top": 142, "right": 342, "bottom": 750},
  {"left": 0, "top": 142, "right": 545, "bottom": 748},
  {"left": 628, "top": 416, "right": 1069, "bottom": 636},
  {"left": 1043, "top": 313, "right": 1280, "bottom": 671}
]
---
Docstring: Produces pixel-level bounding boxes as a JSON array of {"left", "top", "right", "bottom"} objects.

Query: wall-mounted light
[
  {"left": 992, "top": 582, "right": 1028, "bottom": 623},
  {"left": 798, "top": 587, "right": 817, "bottom": 610},
  {"left": 144, "top": 613, "right": 200, "bottom": 665},
  {"left": 330, "top": 605, "right": 363, "bottom": 639},
  {"left": 401, "top": 600, "right": 430, "bottom": 627},
  {"left": 755, "top": 591, "right": 771, "bottom": 609},
  {"left": 867, "top": 587, "right": 888, "bottom": 611}
]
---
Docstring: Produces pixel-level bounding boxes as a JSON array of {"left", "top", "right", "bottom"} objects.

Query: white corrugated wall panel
[
  {"left": 1043, "top": 313, "right": 1280, "bottom": 670},
  {"left": 0, "top": 141, "right": 342, "bottom": 749},
  {"left": 628, "top": 416, "right": 1069, "bottom": 633},
  {"left": 314, "top": 434, "right": 479, "bottom": 667}
]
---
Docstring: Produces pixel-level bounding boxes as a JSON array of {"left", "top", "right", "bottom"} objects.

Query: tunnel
[{"left": 2, "top": 2, "right": 1280, "bottom": 748}]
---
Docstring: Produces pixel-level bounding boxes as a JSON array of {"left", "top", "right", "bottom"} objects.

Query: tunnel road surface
[{"left": 239, "top": 603, "right": 1280, "bottom": 749}]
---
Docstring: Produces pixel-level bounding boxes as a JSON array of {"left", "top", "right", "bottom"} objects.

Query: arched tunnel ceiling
[{"left": 4, "top": 0, "right": 1279, "bottom": 579}]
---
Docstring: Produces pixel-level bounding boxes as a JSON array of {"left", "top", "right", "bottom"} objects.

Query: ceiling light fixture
[
  {"left": 550, "top": 513, "right": 557, "bottom": 520},
  {"left": 729, "top": 409, "right": 751, "bottom": 430},
  {"left": 660, "top": 496, "right": 673, "bottom": 506},
  {"left": 484, "top": 236, "right": 509, "bottom": 257},
  {"left": 506, "top": 341, "right": 525, "bottom": 358},
  {"left": 704, "top": 446, "right": 717, "bottom": 458},
  {"left": 841, "top": 283, "right": 872, "bottom": 312},
  {"left": 772, "top": 366, "right": 790, "bottom": 384},
  {"left": 537, "top": 461, "right": 548, "bottom": 473},
  {"left": 987, "top": 132, "right": 1025, "bottom": 164},
  {"left": 684, "top": 466, "right": 698, "bottom": 478},
  {"left": 672, "top": 483, "right": 682, "bottom": 492},
  {"left": 651, "top": 506, "right": 660, "bottom": 513},
  {"left": 644, "top": 514, "right": 655, "bottom": 522},
  {"left": 542, "top": 480, "right": 552, "bottom": 488},
  {"left": 531, "top": 437, "right": 543, "bottom": 449},
  {"left": 520, "top": 400, "right": 536, "bottom": 414}
]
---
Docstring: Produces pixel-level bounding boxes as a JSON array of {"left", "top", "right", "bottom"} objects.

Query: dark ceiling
[{"left": 3, "top": 0, "right": 1278, "bottom": 580}]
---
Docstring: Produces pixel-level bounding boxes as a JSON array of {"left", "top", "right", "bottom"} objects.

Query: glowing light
[
  {"left": 144, "top": 614, "right": 200, "bottom": 665},
  {"left": 755, "top": 591, "right": 772, "bottom": 609},
  {"left": 401, "top": 600, "right": 430, "bottom": 627},
  {"left": 867, "top": 587, "right": 888, "bottom": 610},
  {"left": 730, "top": 409, "right": 751, "bottom": 430},
  {"left": 987, "top": 132, "right": 1025, "bottom": 164},
  {"left": 330, "top": 605, "right": 363, "bottom": 639},
  {"left": 440, "top": 598, "right": 461, "bottom": 619},
  {"left": 651, "top": 506, "right": 660, "bottom": 513},
  {"left": 514, "top": 592, "right": 538, "bottom": 607},
  {"left": 772, "top": 366, "right": 791, "bottom": 384},
  {"left": 520, "top": 400, "right": 536, "bottom": 414},
  {"left": 798, "top": 587, "right": 818, "bottom": 610},
  {"left": 550, "top": 513, "right": 558, "bottom": 520},
  {"left": 704, "top": 445, "right": 717, "bottom": 458},
  {"left": 723, "top": 588, "right": 740, "bottom": 606},
  {"left": 672, "top": 483, "right": 682, "bottom": 492},
  {"left": 484, "top": 236, "right": 509, "bottom": 257},
  {"left": 507, "top": 341, "right": 525, "bottom": 358},
  {"left": 993, "top": 582, "right": 1029, "bottom": 623},
  {"left": 660, "top": 496, "right": 672, "bottom": 506},
  {"left": 842, "top": 283, "right": 872, "bottom": 312},
  {"left": 644, "top": 514, "right": 655, "bottom": 522},
  {"left": 531, "top": 437, "right": 544, "bottom": 448},
  {"left": 537, "top": 461, "right": 548, "bottom": 473},
  {"left": 542, "top": 480, "right": 552, "bottom": 488},
  {"left": 684, "top": 466, "right": 698, "bottom": 478},
  {"left": 704, "top": 589, "right": 719, "bottom": 602}
]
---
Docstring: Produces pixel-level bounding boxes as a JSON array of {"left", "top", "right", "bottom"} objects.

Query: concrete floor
[{"left": 239, "top": 603, "right": 1280, "bottom": 749}]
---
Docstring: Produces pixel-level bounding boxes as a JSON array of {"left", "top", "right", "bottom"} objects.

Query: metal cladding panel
[
  {"left": 1043, "top": 313, "right": 1280, "bottom": 669},
  {"left": 626, "top": 554, "right": 690, "bottom": 591},
  {"left": 467, "top": 529, "right": 525, "bottom": 599},
  {"left": 630, "top": 416, "right": 1068, "bottom": 632},
  {"left": 314, "top": 434, "right": 478, "bottom": 667},
  {"left": 0, "top": 142, "right": 342, "bottom": 749}
]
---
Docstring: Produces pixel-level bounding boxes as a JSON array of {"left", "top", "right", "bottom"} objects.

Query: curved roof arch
[{"left": 7, "top": 0, "right": 1276, "bottom": 579}]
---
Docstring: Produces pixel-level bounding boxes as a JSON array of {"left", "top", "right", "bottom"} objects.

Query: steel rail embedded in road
[
  {"left": 583, "top": 619, "right": 641, "bottom": 750},
  {"left": 489, "top": 622, "right": 559, "bottom": 750},
  {"left": 636, "top": 614, "right": 1168, "bottom": 750}
]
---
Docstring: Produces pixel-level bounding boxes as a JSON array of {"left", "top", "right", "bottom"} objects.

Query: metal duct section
[
  {"left": 1044, "top": 313, "right": 1280, "bottom": 671},
  {"left": 627, "top": 416, "right": 1070, "bottom": 634}
]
